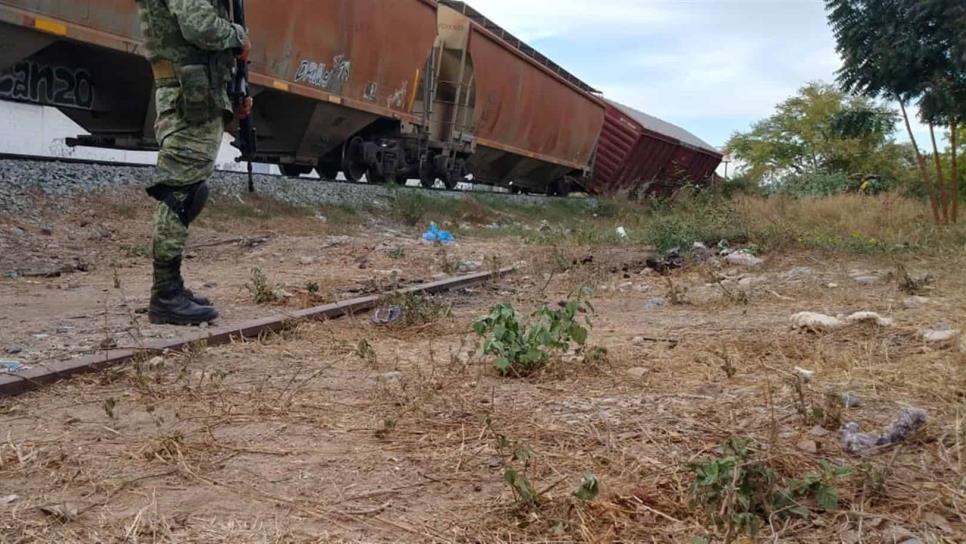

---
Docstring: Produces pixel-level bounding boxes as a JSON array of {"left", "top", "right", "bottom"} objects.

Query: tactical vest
[{"left": 135, "top": 0, "right": 239, "bottom": 117}]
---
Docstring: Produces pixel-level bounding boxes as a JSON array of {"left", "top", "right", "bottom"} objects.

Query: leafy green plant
[
  {"left": 388, "top": 246, "right": 406, "bottom": 260},
  {"left": 473, "top": 288, "right": 593, "bottom": 376},
  {"left": 246, "top": 267, "right": 285, "bottom": 304},
  {"left": 690, "top": 439, "right": 851, "bottom": 540},
  {"left": 785, "top": 461, "right": 850, "bottom": 514}
]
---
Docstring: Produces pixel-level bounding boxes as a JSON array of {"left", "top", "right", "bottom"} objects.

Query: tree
[
  {"left": 725, "top": 82, "right": 902, "bottom": 189},
  {"left": 826, "top": 0, "right": 965, "bottom": 224}
]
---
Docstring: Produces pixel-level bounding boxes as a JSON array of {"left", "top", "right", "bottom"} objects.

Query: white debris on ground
[
  {"left": 845, "top": 312, "right": 894, "bottom": 327},
  {"left": 791, "top": 312, "right": 845, "bottom": 331},
  {"left": 792, "top": 310, "right": 896, "bottom": 332},
  {"left": 723, "top": 250, "right": 764, "bottom": 268}
]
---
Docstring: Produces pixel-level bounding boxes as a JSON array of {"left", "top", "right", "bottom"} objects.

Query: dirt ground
[{"left": 0, "top": 188, "right": 964, "bottom": 543}]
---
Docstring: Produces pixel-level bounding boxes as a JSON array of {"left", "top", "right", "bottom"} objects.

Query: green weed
[
  {"left": 246, "top": 267, "right": 285, "bottom": 305},
  {"left": 474, "top": 287, "right": 593, "bottom": 376}
]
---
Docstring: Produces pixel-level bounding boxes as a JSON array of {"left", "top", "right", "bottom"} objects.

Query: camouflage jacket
[{"left": 136, "top": 0, "right": 247, "bottom": 115}]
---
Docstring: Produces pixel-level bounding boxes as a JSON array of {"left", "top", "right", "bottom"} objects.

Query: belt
[{"left": 151, "top": 60, "right": 176, "bottom": 81}]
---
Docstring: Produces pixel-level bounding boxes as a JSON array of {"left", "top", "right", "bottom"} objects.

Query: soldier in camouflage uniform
[{"left": 135, "top": 0, "right": 252, "bottom": 325}]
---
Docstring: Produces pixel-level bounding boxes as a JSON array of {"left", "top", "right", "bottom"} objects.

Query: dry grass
[{"left": 1, "top": 242, "right": 964, "bottom": 543}]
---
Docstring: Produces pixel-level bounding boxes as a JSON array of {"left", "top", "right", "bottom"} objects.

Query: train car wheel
[
  {"left": 419, "top": 157, "right": 437, "bottom": 188},
  {"left": 342, "top": 138, "right": 367, "bottom": 182}
]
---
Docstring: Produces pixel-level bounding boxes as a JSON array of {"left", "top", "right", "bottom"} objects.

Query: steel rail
[{"left": 0, "top": 267, "right": 514, "bottom": 397}]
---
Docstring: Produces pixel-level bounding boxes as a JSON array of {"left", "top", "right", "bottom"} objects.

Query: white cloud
[{"left": 466, "top": 0, "right": 683, "bottom": 41}]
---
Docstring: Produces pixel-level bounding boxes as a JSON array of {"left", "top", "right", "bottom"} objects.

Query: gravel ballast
[{"left": 0, "top": 158, "right": 562, "bottom": 214}]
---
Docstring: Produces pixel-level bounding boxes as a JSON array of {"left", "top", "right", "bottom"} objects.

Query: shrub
[{"left": 473, "top": 288, "right": 593, "bottom": 376}]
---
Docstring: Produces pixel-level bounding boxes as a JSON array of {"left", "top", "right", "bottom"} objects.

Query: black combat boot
[
  {"left": 157, "top": 257, "right": 213, "bottom": 307},
  {"left": 150, "top": 260, "right": 218, "bottom": 326},
  {"left": 149, "top": 281, "right": 219, "bottom": 326}
]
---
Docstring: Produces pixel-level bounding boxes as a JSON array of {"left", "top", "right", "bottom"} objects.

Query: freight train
[{"left": 0, "top": 0, "right": 722, "bottom": 196}]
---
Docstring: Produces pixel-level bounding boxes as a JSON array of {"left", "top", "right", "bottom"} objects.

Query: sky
[{"left": 468, "top": 0, "right": 928, "bottom": 151}]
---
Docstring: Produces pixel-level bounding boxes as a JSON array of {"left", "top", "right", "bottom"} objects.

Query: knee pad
[
  {"left": 148, "top": 182, "right": 209, "bottom": 226},
  {"left": 181, "top": 181, "right": 209, "bottom": 225}
]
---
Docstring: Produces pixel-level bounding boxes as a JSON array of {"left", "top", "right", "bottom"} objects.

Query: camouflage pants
[{"left": 151, "top": 106, "right": 224, "bottom": 294}]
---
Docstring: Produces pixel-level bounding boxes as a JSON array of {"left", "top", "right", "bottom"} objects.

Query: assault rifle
[{"left": 228, "top": 0, "right": 256, "bottom": 193}]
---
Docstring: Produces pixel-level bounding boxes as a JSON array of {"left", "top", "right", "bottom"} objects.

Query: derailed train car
[
  {"left": 0, "top": 0, "right": 717, "bottom": 195},
  {"left": 591, "top": 100, "right": 722, "bottom": 197}
]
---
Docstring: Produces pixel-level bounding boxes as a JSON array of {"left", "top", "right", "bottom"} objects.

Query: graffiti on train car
[
  {"left": 295, "top": 55, "right": 352, "bottom": 91},
  {"left": 0, "top": 61, "right": 95, "bottom": 110}
]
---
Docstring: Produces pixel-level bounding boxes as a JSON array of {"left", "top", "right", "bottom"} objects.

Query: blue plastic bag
[{"left": 422, "top": 223, "right": 455, "bottom": 243}]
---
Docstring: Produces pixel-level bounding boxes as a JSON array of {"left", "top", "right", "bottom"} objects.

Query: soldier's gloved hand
[
  {"left": 238, "top": 36, "right": 252, "bottom": 62},
  {"left": 236, "top": 96, "right": 254, "bottom": 120}
]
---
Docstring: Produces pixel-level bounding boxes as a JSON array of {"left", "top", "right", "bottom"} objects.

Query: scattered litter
[
  {"left": 32, "top": 334, "right": 49, "bottom": 340},
  {"left": 644, "top": 297, "right": 667, "bottom": 310},
  {"left": 314, "top": 213, "right": 327, "bottom": 222},
  {"left": 827, "top": 283, "right": 839, "bottom": 289},
  {"left": 794, "top": 367, "right": 816, "bottom": 382},
  {"left": 0, "top": 360, "right": 23, "bottom": 373},
  {"left": 645, "top": 253, "right": 683, "bottom": 274},
  {"left": 845, "top": 311, "right": 894, "bottom": 327},
  {"left": 0, "top": 495, "right": 19, "bottom": 505},
  {"left": 693, "top": 242, "right": 708, "bottom": 251},
  {"left": 843, "top": 392, "right": 862, "bottom": 409},
  {"left": 56, "top": 325, "right": 75, "bottom": 334},
  {"left": 840, "top": 407, "right": 927, "bottom": 455},
  {"left": 5, "top": 346, "right": 22, "bottom": 355},
  {"left": 370, "top": 306, "right": 403, "bottom": 326},
  {"left": 616, "top": 226, "right": 628, "bottom": 239},
  {"left": 724, "top": 250, "right": 763, "bottom": 268},
  {"left": 791, "top": 312, "right": 844, "bottom": 331},
  {"left": 422, "top": 223, "right": 455, "bottom": 243}
]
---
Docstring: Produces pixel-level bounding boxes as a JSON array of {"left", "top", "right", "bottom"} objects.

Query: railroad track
[
  {"left": 0, "top": 267, "right": 514, "bottom": 397},
  {"left": 0, "top": 152, "right": 535, "bottom": 198}
]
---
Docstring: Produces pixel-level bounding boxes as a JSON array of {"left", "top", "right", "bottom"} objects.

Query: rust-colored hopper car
[{"left": 0, "top": 0, "right": 720, "bottom": 196}]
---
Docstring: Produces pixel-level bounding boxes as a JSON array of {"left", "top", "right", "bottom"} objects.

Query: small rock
[
  {"left": 903, "top": 296, "right": 930, "bottom": 309},
  {"left": 376, "top": 371, "right": 403, "bottom": 385},
  {"left": 625, "top": 367, "right": 648, "bottom": 380},
  {"left": 724, "top": 250, "right": 763, "bottom": 268},
  {"left": 782, "top": 267, "right": 815, "bottom": 281},
  {"left": 852, "top": 275, "right": 880, "bottom": 285},
  {"left": 923, "top": 512, "right": 952, "bottom": 534},
  {"left": 147, "top": 356, "right": 165, "bottom": 369},
  {"left": 299, "top": 256, "right": 320, "bottom": 265},
  {"left": 738, "top": 275, "right": 765, "bottom": 287},
  {"left": 644, "top": 297, "right": 667, "bottom": 310},
  {"left": 791, "top": 312, "right": 844, "bottom": 331},
  {"left": 794, "top": 367, "right": 816, "bottom": 382},
  {"left": 5, "top": 346, "right": 22, "bottom": 355},
  {"left": 923, "top": 328, "right": 959, "bottom": 343},
  {"left": 797, "top": 439, "right": 819, "bottom": 454},
  {"left": 56, "top": 326, "right": 75, "bottom": 334},
  {"left": 843, "top": 392, "right": 862, "bottom": 408},
  {"left": 810, "top": 425, "right": 831, "bottom": 438},
  {"left": 0, "top": 495, "right": 19, "bottom": 505},
  {"left": 827, "top": 283, "right": 839, "bottom": 289}
]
